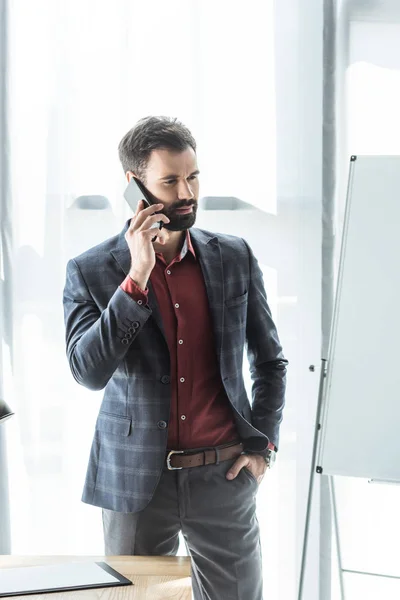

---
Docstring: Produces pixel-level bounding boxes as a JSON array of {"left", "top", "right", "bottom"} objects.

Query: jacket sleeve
[
  {"left": 242, "top": 238, "right": 289, "bottom": 450},
  {"left": 63, "top": 258, "right": 152, "bottom": 391}
]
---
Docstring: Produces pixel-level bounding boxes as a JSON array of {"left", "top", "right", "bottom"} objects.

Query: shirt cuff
[
  {"left": 244, "top": 441, "right": 277, "bottom": 457},
  {"left": 120, "top": 275, "right": 149, "bottom": 305}
]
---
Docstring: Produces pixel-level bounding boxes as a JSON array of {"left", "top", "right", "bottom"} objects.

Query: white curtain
[{"left": 0, "top": 0, "right": 13, "bottom": 556}]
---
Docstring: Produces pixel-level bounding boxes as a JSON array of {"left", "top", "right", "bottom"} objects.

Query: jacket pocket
[
  {"left": 225, "top": 291, "right": 248, "bottom": 308},
  {"left": 95, "top": 412, "right": 131, "bottom": 436}
]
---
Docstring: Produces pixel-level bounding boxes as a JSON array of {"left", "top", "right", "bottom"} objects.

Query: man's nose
[{"left": 177, "top": 180, "right": 195, "bottom": 200}]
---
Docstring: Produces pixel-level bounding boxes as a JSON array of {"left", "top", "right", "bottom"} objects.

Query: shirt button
[
  {"left": 181, "top": 415, "right": 186, "bottom": 420},
  {"left": 137, "top": 300, "right": 143, "bottom": 305},
  {"left": 180, "top": 377, "right": 185, "bottom": 383},
  {"left": 175, "top": 303, "right": 180, "bottom": 309},
  {"left": 167, "top": 270, "right": 171, "bottom": 275},
  {"left": 178, "top": 339, "right": 183, "bottom": 345},
  {"left": 158, "top": 420, "right": 168, "bottom": 429}
]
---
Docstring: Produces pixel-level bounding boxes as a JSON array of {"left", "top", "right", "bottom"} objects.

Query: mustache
[{"left": 173, "top": 201, "right": 197, "bottom": 210}]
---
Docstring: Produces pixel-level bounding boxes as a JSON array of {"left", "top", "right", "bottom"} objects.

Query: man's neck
[{"left": 153, "top": 230, "right": 186, "bottom": 263}]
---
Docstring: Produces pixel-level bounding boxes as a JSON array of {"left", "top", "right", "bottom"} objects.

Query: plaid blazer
[{"left": 63, "top": 222, "right": 288, "bottom": 513}]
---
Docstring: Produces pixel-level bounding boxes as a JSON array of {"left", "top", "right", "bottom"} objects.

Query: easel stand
[{"left": 297, "top": 358, "right": 330, "bottom": 600}]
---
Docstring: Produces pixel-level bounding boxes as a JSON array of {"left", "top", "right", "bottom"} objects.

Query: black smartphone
[{"left": 123, "top": 177, "right": 164, "bottom": 236}]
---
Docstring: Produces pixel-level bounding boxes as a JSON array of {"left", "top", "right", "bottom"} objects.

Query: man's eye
[{"left": 164, "top": 180, "right": 176, "bottom": 185}]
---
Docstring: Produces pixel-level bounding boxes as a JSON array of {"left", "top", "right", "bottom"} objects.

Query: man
[{"left": 63, "top": 116, "right": 288, "bottom": 600}]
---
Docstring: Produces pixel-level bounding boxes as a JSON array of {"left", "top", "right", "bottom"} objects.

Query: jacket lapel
[{"left": 190, "top": 228, "right": 225, "bottom": 366}]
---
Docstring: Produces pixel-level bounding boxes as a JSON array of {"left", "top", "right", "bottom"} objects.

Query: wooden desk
[{"left": 0, "top": 555, "right": 192, "bottom": 599}]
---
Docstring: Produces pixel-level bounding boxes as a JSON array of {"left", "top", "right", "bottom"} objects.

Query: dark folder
[{"left": 0, "top": 561, "right": 133, "bottom": 597}]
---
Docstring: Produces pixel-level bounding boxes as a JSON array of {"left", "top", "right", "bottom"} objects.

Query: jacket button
[
  {"left": 133, "top": 321, "right": 140, "bottom": 329},
  {"left": 121, "top": 338, "right": 129, "bottom": 345},
  {"left": 158, "top": 420, "right": 167, "bottom": 429},
  {"left": 161, "top": 375, "right": 170, "bottom": 384}
]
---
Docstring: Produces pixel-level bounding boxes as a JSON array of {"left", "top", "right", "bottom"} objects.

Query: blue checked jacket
[{"left": 63, "top": 222, "right": 288, "bottom": 513}]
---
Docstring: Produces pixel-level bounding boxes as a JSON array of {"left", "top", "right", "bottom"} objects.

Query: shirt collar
[
  {"left": 181, "top": 229, "right": 197, "bottom": 260},
  {"left": 155, "top": 229, "right": 197, "bottom": 263}
]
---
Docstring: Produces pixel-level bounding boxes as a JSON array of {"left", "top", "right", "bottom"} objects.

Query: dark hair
[{"left": 118, "top": 116, "right": 197, "bottom": 181}]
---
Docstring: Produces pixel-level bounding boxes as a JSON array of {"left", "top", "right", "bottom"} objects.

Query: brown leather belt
[{"left": 166, "top": 441, "right": 244, "bottom": 470}]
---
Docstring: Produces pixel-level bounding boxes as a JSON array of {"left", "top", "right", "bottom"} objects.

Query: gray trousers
[{"left": 102, "top": 457, "right": 263, "bottom": 600}]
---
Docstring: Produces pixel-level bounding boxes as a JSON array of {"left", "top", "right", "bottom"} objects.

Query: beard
[{"left": 161, "top": 201, "right": 198, "bottom": 231}]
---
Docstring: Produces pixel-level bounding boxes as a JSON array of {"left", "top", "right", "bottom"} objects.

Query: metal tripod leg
[
  {"left": 328, "top": 475, "right": 345, "bottom": 600},
  {"left": 298, "top": 359, "right": 327, "bottom": 600}
]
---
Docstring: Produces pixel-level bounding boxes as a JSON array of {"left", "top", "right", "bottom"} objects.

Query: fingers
[
  {"left": 129, "top": 201, "right": 165, "bottom": 231},
  {"left": 140, "top": 212, "right": 170, "bottom": 231},
  {"left": 226, "top": 454, "right": 267, "bottom": 482},
  {"left": 135, "top": 199, "right": 143, "bottom": 214},
  {"left": 132, "top": 198, "right": 145, "bottom": 219},
  {"left": 226, "top": 455, "right": 250, "bottom": 480},
  {"left": 141, "top": 227, "right": 168, "bottom": 245},
  {"left": 125, "top": 200, "right": 169, "bottom": 252},
  {"left": 128, "top": 200, "right": 143, "bottom": 231}
]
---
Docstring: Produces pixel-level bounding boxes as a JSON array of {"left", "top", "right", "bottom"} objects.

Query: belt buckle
[{"left": 167, "top": 450, "right": 184, "bottom": 470}]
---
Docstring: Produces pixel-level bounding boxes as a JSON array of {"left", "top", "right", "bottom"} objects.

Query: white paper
[{"left": 0, "top": 562, "right": 121, "bottom": 595}]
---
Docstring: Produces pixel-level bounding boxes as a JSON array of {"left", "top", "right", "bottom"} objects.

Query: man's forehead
[{"left": 147, "top": 147, "right": 198, "bottom": 174}]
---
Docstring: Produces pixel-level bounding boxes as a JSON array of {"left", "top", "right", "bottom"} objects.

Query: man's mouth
[{"left": 175, "top": 205, "right": 194, "bottom": 214}]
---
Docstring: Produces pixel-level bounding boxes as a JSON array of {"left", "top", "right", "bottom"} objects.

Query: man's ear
[{"left": 126, "top": 171, "right": 144, "bottom": 184}]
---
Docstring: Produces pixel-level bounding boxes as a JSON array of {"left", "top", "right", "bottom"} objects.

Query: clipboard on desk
[{"left": 0, "top": 561, "right": 133, "bottom": 597}]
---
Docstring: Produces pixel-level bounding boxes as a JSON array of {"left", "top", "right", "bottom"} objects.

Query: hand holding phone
[
  {"left": 125, "top": 175, "right": 163, "bottom": 220},
  {"left": 124, "top": 176, "right": 165, "bottom": 244},
  {"left": 124, "top": 199, "right": 170, "bottom": 288}
]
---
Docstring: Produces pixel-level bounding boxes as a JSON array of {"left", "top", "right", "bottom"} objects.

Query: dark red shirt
[{"left": 121, "top": 230, "right": 274, "bottom": 452}]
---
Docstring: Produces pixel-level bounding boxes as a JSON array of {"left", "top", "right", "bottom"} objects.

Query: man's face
[{"left": 128, "top": 147, "right": 199, "bottom": 231}]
